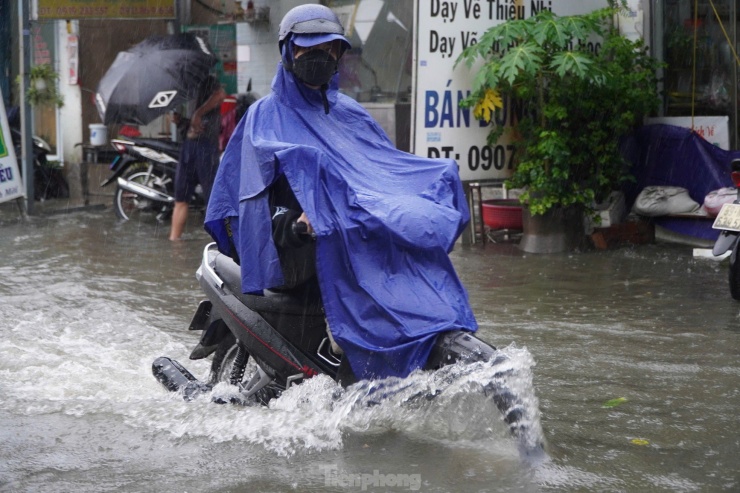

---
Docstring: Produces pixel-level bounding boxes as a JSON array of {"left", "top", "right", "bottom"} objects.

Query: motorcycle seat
[
  {"left": 212, "top": 250, "right": 324, "bottom": 317},
  {"left": 131, "top": 137, "right": 181, "bottom": 156}
]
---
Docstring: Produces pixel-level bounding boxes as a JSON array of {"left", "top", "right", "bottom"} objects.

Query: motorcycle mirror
[{"left": 731, "top": 171, "right": 740, "bottom": 188}]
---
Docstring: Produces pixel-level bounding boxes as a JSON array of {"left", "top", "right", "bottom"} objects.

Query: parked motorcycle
[
  {"left": 712, "top": 158, "right": 740, "bottom": 299},
  {"left": 102, "top": 90, "right": 256, "bottom": 222},
  {"left": 8, "top": 107, "right": 69, "bottom": 201},
  {"left": 152, "top": 242, "right": 542, "bottom": 453},
  {"left": 101, "top": 136, "right": 202, "bottom": 222}
]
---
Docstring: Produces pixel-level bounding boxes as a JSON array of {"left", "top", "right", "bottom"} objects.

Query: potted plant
[
  {"left": 16, "top": 63, "right": 64, "bottom": 108},
  {"left": 456, "top": 3, "right": 662, "bottom": 252}
]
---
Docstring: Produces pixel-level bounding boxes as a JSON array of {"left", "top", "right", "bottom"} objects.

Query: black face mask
[{"left": 291, "top": 49, "right": 338, "bottom": 87}]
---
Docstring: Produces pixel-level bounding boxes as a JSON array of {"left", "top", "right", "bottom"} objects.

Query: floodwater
[{"left": 1, "top": 208, "right": 739, "bottom": 492}]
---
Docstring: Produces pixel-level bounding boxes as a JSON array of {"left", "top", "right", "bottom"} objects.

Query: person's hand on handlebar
[
  {"left": 292, "top": 212, "right": 316, "bottom": 240},
  {"left": 297, "top": 213, "right": 314, "bottom": 235}
]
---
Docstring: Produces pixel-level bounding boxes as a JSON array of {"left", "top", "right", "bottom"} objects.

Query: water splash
[
  {"left": 0, "top": 245, "right": 545, "bottom": 463},
  {"left": 0, "top": 296, "right": 544, "bottom": 459},
  {"left": 142, "top": 344, "right": 546, "bottom": 459}
]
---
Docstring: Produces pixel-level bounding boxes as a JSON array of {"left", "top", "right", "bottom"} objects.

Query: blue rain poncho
[{"left": 205, "top": 63, "right": 477, "bottom": 379}]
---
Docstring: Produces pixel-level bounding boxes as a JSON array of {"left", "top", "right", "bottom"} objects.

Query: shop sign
[
  {"left": 413, "top": 0, "right": 608, "bottom": 182},
  {"left": 646, "top": 116, "right": 730, "bottom": 150},
  {"left": 0, "top": 89, "right": 25, "bottom": 204},
  {"left": 35, "top": 0, "right": 175, "bottom": 20}
]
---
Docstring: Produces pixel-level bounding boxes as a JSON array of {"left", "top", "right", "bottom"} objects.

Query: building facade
[{"left": 1, "top": 0, "right": 738, "bottom": 174}]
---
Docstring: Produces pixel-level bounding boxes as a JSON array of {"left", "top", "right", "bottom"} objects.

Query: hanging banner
[
  {"left": 615, "top": 0, "right": 643, "bottom": 41},
  {"left": 646, "top": 116, "right": 730, "bottom": 150},
  {"left": 0, "top": 89, "right": 25, "bottom": 203},
  {"left": 35, "top": 0, "right": 175, "bottom": 20},
  {"left": 413, "top": 0, "right": 608, "bottom": 182},
  {"left": 68, "top": 34, "right": 79, "bottom": 85}
]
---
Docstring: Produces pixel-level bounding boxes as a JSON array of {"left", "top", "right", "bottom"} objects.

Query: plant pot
[{"left": 519, "top": 206, "right": 585, "bottom": 253}]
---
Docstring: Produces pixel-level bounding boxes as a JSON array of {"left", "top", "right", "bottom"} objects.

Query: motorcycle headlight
[{"left": 33, "top": 136, "right": 52, "bottom": 153}]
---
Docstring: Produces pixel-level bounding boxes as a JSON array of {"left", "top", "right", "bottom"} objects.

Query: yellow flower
[{"left": 473, "top": 89, "right": 503, "bottom": 123}]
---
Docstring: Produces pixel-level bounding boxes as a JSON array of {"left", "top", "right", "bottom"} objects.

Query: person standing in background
[{"left": 169, "top": 75, "right": 226, "bottom": 241}]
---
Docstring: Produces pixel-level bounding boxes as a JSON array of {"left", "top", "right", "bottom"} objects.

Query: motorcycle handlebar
[{"left": 292, "top": 220, "right": 316, "bottom": 239}]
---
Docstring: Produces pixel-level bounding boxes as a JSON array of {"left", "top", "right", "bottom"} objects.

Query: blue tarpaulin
[
  {"left": 205, "top": 64, "right": 477, "bottom": 380},
  {"left": 622, "top": 124, "right": 740, "bottom": 240}
]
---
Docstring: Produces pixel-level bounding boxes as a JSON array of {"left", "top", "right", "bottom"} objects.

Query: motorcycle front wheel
[
  {"left": 113, "top": 169, "right": 173, "bottom": 221},
  {"left": 729, "top": 242, "right": 740, "bottom": 300}
]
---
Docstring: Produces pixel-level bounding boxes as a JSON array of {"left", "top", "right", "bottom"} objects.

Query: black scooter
[
  {"left": 102, "top": 90, "right": 256, "bottom": 222},
  {"left": 153, "top": 242, "right": 542, "bottom": 453},
  {"left": 712, "top": 158, "right": 740, "bottom": 299},
  {"left": 8, "top": 107, "right": 69, "bottom": 201},
  {"left": 102, "top": 137, "right": 187, "bottom": 221}
]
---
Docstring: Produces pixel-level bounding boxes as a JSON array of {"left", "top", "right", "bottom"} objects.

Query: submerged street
[{"left": 1, "top": 206, "right": 739, "bottom": 492}]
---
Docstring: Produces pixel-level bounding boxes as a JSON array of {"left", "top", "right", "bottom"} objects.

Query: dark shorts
[{"left": 175, "top": 138, "right": 220, "bottom": 203}]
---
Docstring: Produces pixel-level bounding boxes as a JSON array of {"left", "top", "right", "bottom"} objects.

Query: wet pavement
[{"left": 1, "top": 199, "right": 739, "bottom": 492}]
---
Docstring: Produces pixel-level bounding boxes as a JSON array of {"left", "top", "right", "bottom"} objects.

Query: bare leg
[{"left": 169, "top": 201, "right": 189, "bottom": 241}]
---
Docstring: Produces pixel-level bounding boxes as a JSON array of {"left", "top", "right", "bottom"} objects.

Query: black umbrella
[{"left": 95, "top": 33, "right": 217, "bottom": 125}]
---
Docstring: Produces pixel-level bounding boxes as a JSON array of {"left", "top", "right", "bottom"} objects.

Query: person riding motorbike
[
  {"left": 268, "top": 34, "right": 348, "bottom": 290},
  {"left": 205, "top": 4, "right": 477, "bottom": 382}
]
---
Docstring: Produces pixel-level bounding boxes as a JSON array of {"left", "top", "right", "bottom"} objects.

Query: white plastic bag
[
  {"left": 632, "top": 186, "right": 700, "bottom": 216},
  {"left": 703, "top": 187, "right": 736, "bottom": 217}
]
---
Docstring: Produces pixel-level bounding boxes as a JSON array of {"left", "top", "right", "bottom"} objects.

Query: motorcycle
[
  {"left": 102, "top": 90, "right": 256, "bottom": 222},
  {"left": 8, "top": 107, "right": 69, "bottom": 201},
  {"left": 712, "top": 158, "right": 740, "bottom": 299},
  {"left": 101, "top": 136, "right": 200, "bottom": 222},
  {"left": 152, "top": 241, "right": 542, "bottom": 453}
]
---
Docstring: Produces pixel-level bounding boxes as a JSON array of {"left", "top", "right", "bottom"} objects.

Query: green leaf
[
  {"left": 499, "top": 44, "right": 544, "bottom": 85},
  {"left": 550, "top": 51, "right": 597, "bottom": 80},
  {"left": 483, "top": 61, "right": 503, "bottom": 91},
  {"left": 559, "top": 15, "right": 598, "bottom": 42},
  {"left": 470, "top": 67, "right": 490, "bottom": 94},
  {"left": 458, "top": 19, "right": 529, "bottom": 67},
  {"left": 490, "top": 19, "right": 529, "bottom": 48},
  {"left": 603, "top": 397, "right": 628, "bottom": 408},
  {"left": 532, "top": 11, "right": 569, "bottom": 48}
]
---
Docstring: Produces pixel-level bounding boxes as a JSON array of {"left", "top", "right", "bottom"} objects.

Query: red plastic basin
[{"left": 481, "top": 199, "right": 523, "bottom": 230}]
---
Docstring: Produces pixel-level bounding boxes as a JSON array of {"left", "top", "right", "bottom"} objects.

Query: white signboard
[
  {"left": 645, "top": 116, "right": 730, "bottom": 150},
  {"left": 413, "top": 0, "right": 610, "bottom": 181},
  {"left": 0, "top": 89, "right": 25, "bottom": 203}
]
